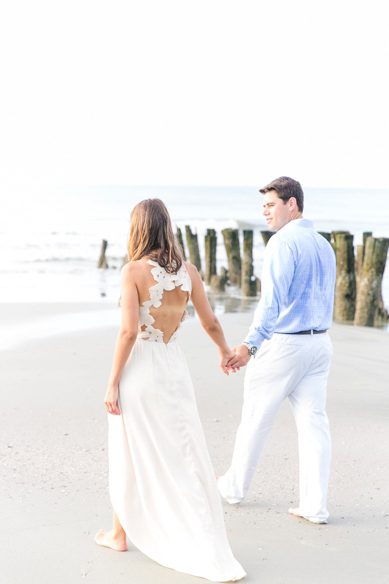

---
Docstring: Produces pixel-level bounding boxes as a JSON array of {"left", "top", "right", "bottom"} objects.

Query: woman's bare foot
[{"left": 94, "top": 529, "right": 128, "bottom": 551}]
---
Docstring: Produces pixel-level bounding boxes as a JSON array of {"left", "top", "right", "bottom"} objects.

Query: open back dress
[{"left": 108, "top": 259, "right": 246, "bottom": 582}]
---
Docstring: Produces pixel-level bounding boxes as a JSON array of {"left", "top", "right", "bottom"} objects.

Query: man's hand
[{"left": 227, "top": 344, "right": 251, "bottom": 369}]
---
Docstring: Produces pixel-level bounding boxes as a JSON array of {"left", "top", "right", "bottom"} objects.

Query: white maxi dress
[{"left": 108, "top": 260, "right": 246, "bottom": 582}]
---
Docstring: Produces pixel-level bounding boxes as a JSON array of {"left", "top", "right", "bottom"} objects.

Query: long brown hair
[{"left": 127, "top": 198, "right": 183, "bottom": 273}]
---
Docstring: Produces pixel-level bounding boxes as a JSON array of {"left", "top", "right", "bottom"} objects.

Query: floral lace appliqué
[{"left": 138, "top": 260, "right": 192, "bottom": 343}]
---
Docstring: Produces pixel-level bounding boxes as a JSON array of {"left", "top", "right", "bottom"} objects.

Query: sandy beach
[{"left": 1, "top": 303, "right": 388, "bottom": 584}]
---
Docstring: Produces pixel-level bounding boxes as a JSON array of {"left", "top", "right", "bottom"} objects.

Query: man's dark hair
[{"left": 259, "top": 176, "right": 304, "bottom": 212}]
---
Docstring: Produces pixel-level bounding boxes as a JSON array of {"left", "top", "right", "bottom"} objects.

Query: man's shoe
[{"left": 288, "top": 507, "right": 328, "bottom": 524}]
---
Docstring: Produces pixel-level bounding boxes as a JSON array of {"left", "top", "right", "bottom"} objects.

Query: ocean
[{"left": 2, "top": 184, "right": 389, "bottom": 323}]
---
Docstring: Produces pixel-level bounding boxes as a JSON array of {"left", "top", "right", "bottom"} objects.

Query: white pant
[{"left": 218, "top": 332, "right": 333, "bottom": 522}]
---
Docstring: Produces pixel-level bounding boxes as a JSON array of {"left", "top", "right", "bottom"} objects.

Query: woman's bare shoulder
[
  {"left": 183, "top": 262, "right": 202, "bottom": 291},
  {"left": 120, "top": 259, "right": 147, "bottom": 279},
  {"left": 183, "top": 261, "right": 199, "bottom": 277}
]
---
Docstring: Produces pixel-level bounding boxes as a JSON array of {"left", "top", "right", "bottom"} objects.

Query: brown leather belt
[{"left": 290, "top": 330, "right": 327, "bottom": 335}]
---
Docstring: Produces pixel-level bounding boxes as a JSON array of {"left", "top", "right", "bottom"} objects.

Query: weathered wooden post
[
  {"left": 97, "top": 239, "right": 108, "bottom": 268},
  {"left": 222, "top": 228, "right": 241, "bottom": 286},
  {"left": 355, "top": 232, "right": 372, "bottom": 293},
  {"left": 361, "top": 233, "right": 389, "bottom": 323},
  {"left": 363, "top": 231, "right": 373, "bottom": 246},
  {"left": 333, "top": 233, "right": 356, "bottom": 322},
  {"left": 331, "top": 230, "right": 350, "bottom": 240},
  {"left": 176, "top": 227, "right": 186, "bottom": 260},
  {"left": 210, "top": 267, "right": 228, "bottom": 292},
  {"left": 376, "top": 294, "right": 389, "bottom": 323},
  {"left": 242, "top": 230, "right": 257, "bottom": 296},
  {"left": 261, "top": 231, "right": 274, "bottom": 246},
  {"left": 205, "top": 229, "right": 217, "bottom": 285},
  {"left": 355, "top": 245, "right": 364, "bottom": 292},
  {"left": 331, "top": 231, "right": 350, "bottom": 253},
  {"left": 185, "top": 225, "right": 202, "bottom": 275},
  {"left": 354, "top": 236, "right": 389, "bottom": 326},
  {"left": 318, "top": 232, "right": 331, "bottom": 243}
]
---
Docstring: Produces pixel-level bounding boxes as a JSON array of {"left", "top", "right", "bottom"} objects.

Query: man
[{"left": 218, "top": 176, "right": 336, "bottom": 524}]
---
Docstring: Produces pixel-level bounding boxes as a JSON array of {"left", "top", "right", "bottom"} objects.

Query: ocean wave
[
  {"left": 29, "top": 257, "right": 91, "bottom": 263},
  {"left": 28, "top": 256, "right": 125, "bottom": 263}
]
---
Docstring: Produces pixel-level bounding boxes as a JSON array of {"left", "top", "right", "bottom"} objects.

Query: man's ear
[{"left": 289, "top": 197, "right": 297, "bottom": 210}]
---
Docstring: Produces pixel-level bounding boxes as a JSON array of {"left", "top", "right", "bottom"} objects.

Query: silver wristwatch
[{"left": 243, "top": 342, "right": 257, "bottom": 357}]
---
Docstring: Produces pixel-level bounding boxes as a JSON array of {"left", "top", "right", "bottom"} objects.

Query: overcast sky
[{"left": 1, "top": 0, "right": 388, "bottom": 189}]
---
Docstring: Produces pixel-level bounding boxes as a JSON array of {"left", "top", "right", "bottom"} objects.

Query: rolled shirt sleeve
[{"left": 243, "top": 236, "right": 296, "bottom": 349}]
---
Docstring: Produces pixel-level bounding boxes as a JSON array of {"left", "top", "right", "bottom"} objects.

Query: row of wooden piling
[
  {"left": 177, "top": 226, "right": 259, "bottom": 296},
  {"left": 176, "top": 226, "right": 389, "bottom": 325},
  {"left": 330, "top": 231, "right": 389, "bottom": 326},
  {"left": 97, "top": 227, "right": 389, "bottom": 327}
]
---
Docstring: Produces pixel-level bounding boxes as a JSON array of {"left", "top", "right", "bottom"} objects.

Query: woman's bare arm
[
  {"left": 104, "top": 263, "right": 140, "bottom": 414},
  {"left": 187, "top": 263, "right": 237, "bottom": 374}
]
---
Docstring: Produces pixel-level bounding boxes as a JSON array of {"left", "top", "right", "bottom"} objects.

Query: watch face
[{"left": 249, "top": 346, "right": 257, "bottom": 356}]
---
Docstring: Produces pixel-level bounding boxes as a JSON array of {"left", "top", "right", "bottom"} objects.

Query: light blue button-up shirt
[{"left": 244, "top": 218, "right": 336, "bottom": 349}]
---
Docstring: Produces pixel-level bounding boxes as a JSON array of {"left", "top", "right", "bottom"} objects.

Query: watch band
[{"left": 243, "top": 342, "right": 257, "bottom": 357}]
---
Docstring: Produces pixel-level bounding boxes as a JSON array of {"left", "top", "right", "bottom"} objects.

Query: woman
[{"left": 95, "top": 199, "right": 246, "bottom": 582}]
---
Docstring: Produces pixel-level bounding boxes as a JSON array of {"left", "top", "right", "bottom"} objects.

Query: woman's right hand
[
  {"left": 219, "top": 349, "right": 239, "bottom": 375},
  {"left": 104, "top": 383, "right": 121, "bottom": 415}
]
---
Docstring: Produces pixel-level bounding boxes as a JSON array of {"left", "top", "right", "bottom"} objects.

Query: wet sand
[{"left": 0, "top": 303, "right": 388, "bottom": 583}]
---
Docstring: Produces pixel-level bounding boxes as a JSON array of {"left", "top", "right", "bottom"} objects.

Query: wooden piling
[
  {"left": 205, "top": 229, "right": 217, "bottom": 285},
  {"left": 333, "top": 233, "right": 356, "bottom": 322},
  {"left": 363, "top": 231, "right": 373, "bottom": 247},
  {"left": 355, "top": 245, "right": 363, "bottom": 293},
  {"left": 210, "top": 267, "right": 228, "bottom": 292},
  {"left": 354, "top": 236, "right": 389, "bottom": 326},
  {"left": 355, "top": 232, "right": 372, "bottom": 293},
  {"left": 242, "top": 230, "right": 257, "bottom": 296},
  {"left": 331, "top": 230, "right": 350, "bottom": 240},
  {"left": 222, "top": 228, "right": 241, "bottom": 286},
  {"left": 176, "top": 227, "right": 186, "bottom": 261},
  {"left": 376, "top": 294, "right": 389, "bottom": 324},
  {"left": 355, "top": 232, "right": 388, "bottom": 323},
  {"left": 360, "top": 236, "right": 389, "bottom": 325},
  {"left": 185, "top": 225, "right": 202, "bottom": 275},
  {"left": 97, "top": 239, "right": 108, "bottom": 269},
  {"left": 331, "top": 231, "right": 350, "bottom": 253},
  {"left": 261, "top": 231, "right": 274, "bottom": 246}
]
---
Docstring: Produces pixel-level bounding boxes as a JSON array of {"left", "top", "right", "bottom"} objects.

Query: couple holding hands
[{"left": 95, "top": 176, "right": 336, "bottom": 582}]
